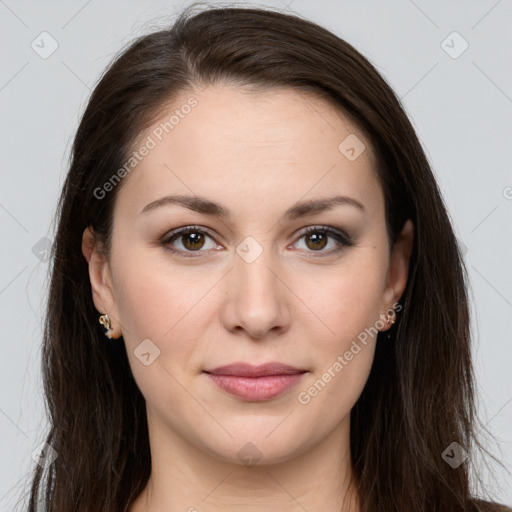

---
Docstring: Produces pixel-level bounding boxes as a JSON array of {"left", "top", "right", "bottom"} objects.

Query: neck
[{"left": 130, "top": 410, "right": 361, "bottom": 512}]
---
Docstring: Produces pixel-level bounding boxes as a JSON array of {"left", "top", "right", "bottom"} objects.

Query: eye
[
  {"left": 160, "top": 224, "right": 353, "bottom": 258},
  {"left": 291, "top": 226, "right": 353, "bottom": 256},
  {"left": 161, "top": 225, "right": 221, "bottom": 258}
]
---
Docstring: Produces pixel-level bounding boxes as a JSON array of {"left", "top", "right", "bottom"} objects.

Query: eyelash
[{"left": 160, "top": 224, "right": 354, "bottom": 259}]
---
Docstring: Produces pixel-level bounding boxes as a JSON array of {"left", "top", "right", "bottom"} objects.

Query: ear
[
  {"left": 81, "top": 226, "right": 122, "bottom": 339},
  {"left": 380, "top": 219, "right": 414, "bottom": 328}
]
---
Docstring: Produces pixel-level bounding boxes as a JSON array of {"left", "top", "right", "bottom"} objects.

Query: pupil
[
  {"left": 184, "top": 232, "right": 203, "bottom": 250},
  {"left": 308, "top": 232, "right": 327, "bottom": 250}
]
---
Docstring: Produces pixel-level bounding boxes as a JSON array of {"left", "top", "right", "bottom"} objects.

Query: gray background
[{"left": 1, "top": 0, "right": 511, "bottom": 509}]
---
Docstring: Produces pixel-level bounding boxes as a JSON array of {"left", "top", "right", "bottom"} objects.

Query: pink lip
[{"left": 204, "top": 362, "right": 307, "bottom": 401}]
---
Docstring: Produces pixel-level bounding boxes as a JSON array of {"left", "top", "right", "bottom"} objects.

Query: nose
[{"left": 221, "top": 241, "right": 291, "bottom": 340}]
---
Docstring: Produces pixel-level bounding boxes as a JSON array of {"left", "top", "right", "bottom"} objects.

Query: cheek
[
  {"left": 111, "top": 246, "right": 222, "bottom": 361},
  {"left": 295, "top": 267, "right": 382, "bottom": 418},
  {"left": 113, "top": 269, "right": 173, "bottom": 340},
  {"left": 111, "top": 242, "right": 198, "bottom": 335},
  {"left": 304, "top": 259, "right": 387, "bottom": 349},
  {"left": 112, "top": 258, "right": 206, "bottom": 401}
]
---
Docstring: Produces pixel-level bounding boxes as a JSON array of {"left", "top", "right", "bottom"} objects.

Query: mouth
[{"left": 203, "top": 362, "right": 307, "bottom": 401}]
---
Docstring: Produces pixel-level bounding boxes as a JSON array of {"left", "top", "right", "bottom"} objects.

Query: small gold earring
[
  {"left": 379, "top": 311, "right": 396, "bottom": 329},
  {"left": 99, "top": 313, "right": 113, "bottom": 339}
]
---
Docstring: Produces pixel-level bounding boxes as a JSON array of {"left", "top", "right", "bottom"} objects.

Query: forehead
[{"left": 116, "top": 84, "right": 382, "bottom": 220}]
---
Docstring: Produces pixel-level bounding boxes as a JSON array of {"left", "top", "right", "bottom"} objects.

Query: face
[{"left": 83, "top": 84, "right": 413, "bottom": 466}]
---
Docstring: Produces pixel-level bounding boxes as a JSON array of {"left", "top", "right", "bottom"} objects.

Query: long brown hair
[{"left": 22, "top": 3, "right": 510, "bottom": 511}]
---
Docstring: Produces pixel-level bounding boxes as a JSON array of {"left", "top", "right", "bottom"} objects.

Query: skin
[{"left": 82, "top": 84, "right": 413, "bottom": 512}]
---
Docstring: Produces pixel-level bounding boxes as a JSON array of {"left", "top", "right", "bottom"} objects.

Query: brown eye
[
  {"left": 180, "top": 231, "right": 206, "bottom": 251},
  {"left": 162, "top": 226, "right": 220, "bottom": 257},
  {"left": 304, "top": 231, "right": 328, "bottom": 251},
  {"left": 293, "top": 226, "right": 353, "bottom": 256}
]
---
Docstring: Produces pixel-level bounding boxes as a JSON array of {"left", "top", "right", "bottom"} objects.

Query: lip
[
  {"left": 203, "top": 362, "right": 307, "bottom": 401},
  {"left": 205, "top": 362, "right": 305, "bottom": 377}
]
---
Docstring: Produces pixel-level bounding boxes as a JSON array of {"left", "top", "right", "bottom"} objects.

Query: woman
[{"left": 24, "top": 4, "right": 510, "bottom": 512}]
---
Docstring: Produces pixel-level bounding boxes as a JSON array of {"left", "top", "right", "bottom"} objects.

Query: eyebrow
[{"left": 140, "top": 194, "right": 365, "bottom": 220}]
